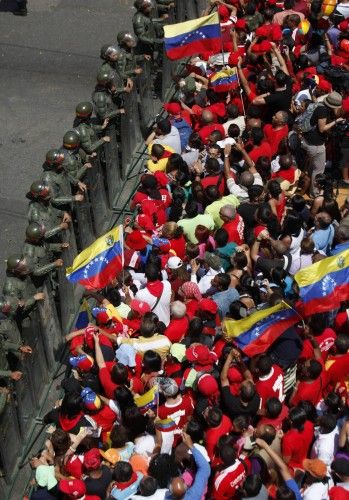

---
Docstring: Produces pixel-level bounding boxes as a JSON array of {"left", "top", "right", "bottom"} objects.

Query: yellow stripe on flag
[
  {"left": 223, "top": 303, "right": 285, "bottom": 338},
  {"left": 295, "top": 249, "right": 349, "bottom": 288},
  {"left": 164, "top": 12, "right": 220, "bottom": 39}
]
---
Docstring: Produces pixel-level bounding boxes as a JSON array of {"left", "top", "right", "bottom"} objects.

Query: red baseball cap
[
  {"left": 125, "top": 230, "right": 148, "bottom": 251},
  {"left": 96, "top": 311, "right": 110, "bottom": 325},
  {"left": 235, "top": 19, "right": 247, "bottom": 30},
  {"left": 198, "top": 298, "right": 218, "bottom": 315},
  {"left": 153, "top": 171, "right": 168, "bottom": 187},
  {"left": 255, "top": 25, "right": 269, "bottom": 38},
  {"left": 197, "top": 373, "right": 219, "bottom": 397},
  {"left": 130, "top": 299, "right": 151, "bottom": 315},
  {"left": 136, "top": 214, "right": 155, "bottom": 232},
  {"left": 164, "top": 102, "right": 181, "bottom": 115},
  {"left": 83, "top": 448, "right": 101, "bottom": 471},
  {"left": 59, "top": 479, "right": 86, "bottom": 499},
  {"left": 186, "top": 344, "right": 217, "bottom": 366}
]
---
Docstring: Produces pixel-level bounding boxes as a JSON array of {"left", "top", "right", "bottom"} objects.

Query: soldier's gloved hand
[
  {"left": 61, "top": 243, "right": 70, "bottom": 250},
  {"left": 103, "top": 136, "right": 111, "bottom": 143},
  {"left": 102, "top": 118, "right": 109, "bottom": 129},
  {"left": 134, "top": 67, "right": 143, "bottom": 75},
  {"left": 161, "top": 13, "right": 169, "bottom": 19},
  {"left": 144, "top": 54, "right": 152, "bottom": 61},
  {"left": 63, "top": 212, "right": 72, "bottom": 223},
  {"left": 19, "top": 345, "right": 32, "bottom": 355},
  {"left": 84, "top": 162, "right": 93, "bottom": 169},
  {"left": 60, "top": 222, "right": 69, "bottom": 231},
  {"left": 118, "top": 108, "right": 126, "bottom": 115},
  {"left": 34, "top": 292, "right": 45, "bottom": 301},
  {"left": 75, "top": 193, "right": 84, "bottom": 202},
  {"left": 10, "top": 371, "right": 22, "bottom": 381},
  {"left": 55, "top": 259, "right": 64, "bottom": 268}
]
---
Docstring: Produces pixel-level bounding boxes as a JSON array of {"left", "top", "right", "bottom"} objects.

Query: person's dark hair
[
  {"left": 148, "top": 454, "right": 179, "bottom": 488},
  {"left": 145, "top": 263, "right": 161, "bottom": 283},
  {"left": 168, "top": 187, "right": 186, "bottom": 222},
  {"left": 246, "top": 104, "right": 262, "bottom": 119},
  {"left": 50, "top": 429, "right": 71, "bottom": 456},
  {"left": 232, "top": 250, "right": 248, "bottom": 269},
  {"left": 205, "top": 185, "right": 220, "bottom": 202},
  {"left": 245, "top": 1, "right": 256, "bottom": 15},
  {"left": 215, "top": 273, "right": 231, "bottom": 291},
  {"left": 233, "top": 415, "right": 250, "bottom": 432},
  {"left": 114, "top": 386, "right": 135, "bottom": 418},
  {"left": 156, "top": 118, "right": 171, "bottom": 135},
  {"left": 284, "top": 0, "right": 295, "bottom": 8},
  {"left": 324, "top": 392, "right": 341, "bottom": 415},
  {"left": 248, "top": 185, "right": 264, "bottom": 202},
  {"left": 335, "top": 335, "right": 349, "bottom": 354},
  {"left": 185, "top": 200, "right": 198, "bottom": 219},
  {"left": 308, "top": 313, "right": 327, "bottom": 335},
  {"left": 275, "top": 70, "right": 288, "bottom": 87},
  {"left": 123, "top": 406, "right": 148, "bottom": 439},
  {"left": 113, "top": 461, "right": 133, "bottom": 482},
  {"left": 186, "top": 419, "right": 204, "bottom": 442},
  {"left": 242, "top": 475, "right": 263, "bottom": 498},
  {"left": 215, "top": 228, "right": 229, "bottom": 248},
  {"left": 60, "top": 393, "right": 82, "bottom": 419},
  {"left": 138, "top": 477, "right": 158, "bottom": 497},
  {"left": 140, "top": 313, "right": 157, "bottom": 337},
  {"left": 142, "top": 350, "right": 162, "bottom": 373},
  {"left": 111, "top": 363, "right": 129, "bottom": 386},
  {"left": 256, "top": 354, "right": 273, "bottom": 376},
  {"left": 264, "top": 7, "right": 274, "bottom": 20},
  {"left": 206, "top": 407, "right": 223, "bottom": 428},
  {"left": 281, "top": 211, "right": 303, "bottom": 238},
  {"left": 110, "top": 425, "right": 129, "bottom": 448},
  {"left": 276, "top": 485, "right": 296, "bottom": 500},
  {"left": 322, "top": 199, "right": 341, "bottom": 224},
  {"left": 151, "top": 143, "right": 165, "bottom": 159},
  {"left": 188, "top": 317, "right": 204, "bottom": 338},
  {"left": 319, "top": 414, "right": 337, "bottom": 434},
  {"left": 188, "top": 132, "right": 204, "bottom": 150},
  {"left": 266, "top": 397, "right": 282, "bottom": 419},
  {"left": 291, "top": 194, "right": 306, "bottom": 212},
  {"left": 107, "top": 288, "right": 122, "bottom": 307},
  {"left": 220, "top": 444, "right": 237, "bottom": 465},
  {"left": 297, "top": 401, "right": 317, "bottom": 423},
  {"left": 228, "top": 123, "right": 241, "bottom": 138},
  {"left": 268, "top": 180, "right": 282, "bottom": 199},
  {"left": 289, "top": 406, "right": 307, "bottom": 431},
  {"left": 167, "top": 154, "right": 189, "bottom": 177},
  {"left": 226, "top": 104, "right": 239, "bottom": 119},
  {"left": 240, "top": 381, "right": 256, "bottom": 403},
  {"left": 251, "top": 127, "right": 264, "bottom": 146},
  {"left": 308, "top": 359, "right": 323, "bottom": 380},
  {"left": 140, "top": 174, "right": 161, "bottom": 200}
]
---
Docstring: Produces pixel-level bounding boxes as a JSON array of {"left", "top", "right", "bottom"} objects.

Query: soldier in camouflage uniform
[
  {"left": 73, "top": 102, "right": 110, "bottom": 155},
  {"left": 22, "top": 223, "right": 65, "bottom": 289},
  {"left": 117, "top": 31, "right": 152, "bottom": 82},
  {"left": 60, "top": 130, "right": 91, "bottom": 192},
  {"left": 41, "top": 149, "right": 85, "bottom": 207},
  {"left": 132, "top": 0, "right": 166, "bottom": 56},
  {"left": 92, "top": 68, "right": 130, "bottom": 123},
  {"left": 3, "top": 255, "right": 44, "bottom": 312}
]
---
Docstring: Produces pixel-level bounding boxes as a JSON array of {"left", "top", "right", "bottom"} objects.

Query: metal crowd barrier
[{"left": 0, "top": 0, "right": 198, "bottom": 497}]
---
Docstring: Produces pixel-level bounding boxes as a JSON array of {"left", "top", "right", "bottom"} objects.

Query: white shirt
[
  {"left": 223, "top": 115, "right": 246, "bottom": 135},
  {"left": 226, "top": 173, "right": 263, "bottom": 202},
  {"left": 302, "top": 481, "right": 332, "bottom": 500},
  {"left": 135, "top": 280, "right": 172, "bottom": 325},
  {"left": 191, "top": 267, "right": 222, "bottom": 294},
  {"left": 154, "top": 126, "right": 181, "bottom": 154},
  {"left": 337, "top": 2, "right": 349, "bottom": 17},
  {"left": 311, "top": 426, "right": 339, "bottom": 466}
]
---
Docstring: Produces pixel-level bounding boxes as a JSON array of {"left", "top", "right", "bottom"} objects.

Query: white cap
[{"left": 167, "top": 256, "right": 183, "bottom": 269}]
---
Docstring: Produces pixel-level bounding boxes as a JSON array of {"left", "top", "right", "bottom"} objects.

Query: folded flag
[
  {"left": 164, "top": 12, "right": 221, "bottom": 61},
  {"left": 295, "top": 249, "right": 349, "bottom": 316},
  {"left": 223, "top": 303, "right": 299, "bottom": 357},
  {"left": 155, "top": 417, "right": 177, "bottom": 432},
  {"left": 209, "top": 67, "right": 239, "bottom": 93},
  {"left": 134, "top": 385, "right": 158, "bottom": 414},
  {"left": 66, "top": 225, "right": 124, "bottom": 290},
  {"left": 75, "top": 298, "right": 92, "bottom": 329}
]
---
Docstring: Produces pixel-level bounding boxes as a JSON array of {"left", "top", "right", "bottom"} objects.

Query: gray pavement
[{"left": 0, "top": 0, "right": 134, "bottom": 284}]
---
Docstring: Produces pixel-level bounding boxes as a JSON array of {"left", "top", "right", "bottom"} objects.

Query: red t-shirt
[
  {"left": 223, "top": 215, "right": 245, "bottom": 245},
  {"left": 263, "top": 124, "right": 288, "bottom": 157},
  {"left": 90, "top": 405, "right": 118, "bottom": 441},
  {"left": 169, "top": 235, "right": 186, "bottom": 259},
  {"left": 255, "top": 365, "right": 285, "bottom": 409},
  {"left": 282, "top": 420, "right": 314, "bottom": 470},
  {"left": 99, "top": 366, "right": 118, "bottom": 399},
  {"left": 271, "top": 167, "right": 297, "bottom": 184},
  {"left": 201, "top": 174, "right": 225, "bottom": 196},
  {"left": 198, "top": 123, "right": 226, "bottom": 144},
  {"left": 212, "top": 459, "right": 248, "bottom": 499},
  {"left": 291, "top": 372, "right": 326, "bottom": 407},
  {"left": 326, "top": 353, "right": 349, "bottom": 388},
  {"left": 249, "top": 142, "right": 272, "bottom": 162},
  {"left": 157, "top": 394, "right": 194, "bottom": 433},
  {"left": 259, "top": 403, "right": 289, "bottom": 430},
  {"left": 206, "top": 414, "right": 233, "bottom": 460},
  {"left": 300, "top": 328, "right": 337, "bottom": 361},
  {"left": 164, "top": 316, "right": 189, "bottom": 343}
]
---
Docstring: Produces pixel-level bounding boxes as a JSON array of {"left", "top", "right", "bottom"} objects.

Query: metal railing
[{"left": 0, "top": 1, "right": 200, "bottom": 497}]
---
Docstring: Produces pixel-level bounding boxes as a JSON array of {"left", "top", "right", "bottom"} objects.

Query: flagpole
[{"left": 281, "top": 300, "right": 305, "bottom": 329}]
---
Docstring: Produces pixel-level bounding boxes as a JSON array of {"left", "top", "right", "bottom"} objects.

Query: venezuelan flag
[
  {"left": 164, "top": 12, "right": 221, "bottom": 61},
  {"left": 224, "top": 303, "right": 299, "bottom": 357},
  {"left": 66, "top": 225, "right": 124, "bottom": 290},
  {"left": 155, "top": 417, "right": 177, "bottom": 432},
  {"left": 210, "top": 67, "right": 239, "bottom": 93},
  {"left": 295, "top": 249, "right": 349, "bottom": 316},
  {"left": 75, "top": 299, "right": 92, "bottom": 329},
  {"left": 134, "top": 385, "right": 158, "bottom": 414}
]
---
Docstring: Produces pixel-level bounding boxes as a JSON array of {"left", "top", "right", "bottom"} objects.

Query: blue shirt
[
  {"left": 212, "top": 287, "right": 240, "bottom": 318},
  {"left": 331, "top": 241, "right": 349, "bottom": 256},
  {"left": 285, "top": 479, "right": 302, "bottom": 500}
]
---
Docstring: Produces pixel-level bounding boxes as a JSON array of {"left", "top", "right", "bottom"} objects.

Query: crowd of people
[{"left": 19, "top": 0, "right": 349, "bottom": 498}]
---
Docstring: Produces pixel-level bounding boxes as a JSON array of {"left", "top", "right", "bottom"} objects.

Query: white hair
[{"left": 170, "top": 301, "right": 187, "bottom": 319}]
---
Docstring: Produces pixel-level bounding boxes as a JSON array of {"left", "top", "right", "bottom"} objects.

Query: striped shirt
[{"left": 118, "top": 334, "right": 171, "bottom": 359}]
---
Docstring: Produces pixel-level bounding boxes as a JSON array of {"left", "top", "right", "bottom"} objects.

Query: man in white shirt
[
  {"left": 190, "top": 252, "right": 223, "bottom": 295},
  {"left": 135, "top": 263, "right": 172, "bottom": 325},
  {"left": 311, "top": 414, "right": 339, "bottom": 467},
  {"left": 146, "top": 118, "right": 181, "bottom": 154}
]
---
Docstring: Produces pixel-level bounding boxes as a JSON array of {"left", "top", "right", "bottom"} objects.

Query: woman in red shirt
[
  {"left": 130, "top": 174, "right": 172, "bottom": 226},
  {"left": 161, "top": 222, "right": 186, "bottom": 259},
  {"left": 267, "top": 180, "right": 286, "bottom": 222},
  {"left": 282, "top": 406, "right": 314, "bottom": 472}
]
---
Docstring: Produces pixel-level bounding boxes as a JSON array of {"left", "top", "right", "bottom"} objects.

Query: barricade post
[
  {"left": 85, "top": 159, "right": 110, "bottom": 236},
  {"left": 103, "top": 123, "right": 122, "bottom": 207},
  {"left": 120, "top": 89, "right": 142, "bottom": 178},
  {"left": 0, "top": 396, "right": 22, "bottom": 482}
]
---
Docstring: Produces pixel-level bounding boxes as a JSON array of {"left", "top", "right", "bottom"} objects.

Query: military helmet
[
  {"left": 96, "top": 68, "right": 113, "bottom": 86},
  {"left": 117, "top": 31, "right": 137, "bottom": 48},
  {"left": 25, "top": 222, "right": 45, "bottom": 243},
  {"left": 75, "top": 102, "right": 93, "bottom": 118},
  {"left": 29, "top": 180, "right": 51, "bottom": 200},
  {"left": 45, "top": 148, "right": 64, "bottom": 166},
  {"left": 100, "top": 44, "right": 121, "bottom": 61},
  {"left": 63, "top": 130, "right": 80, "bottom": 150},
  {"left": 6, "top": 254, "right": 23, "bottom": 273},
  {"left": 134, "top": 0, "right": 152, "bottom": 11}
]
